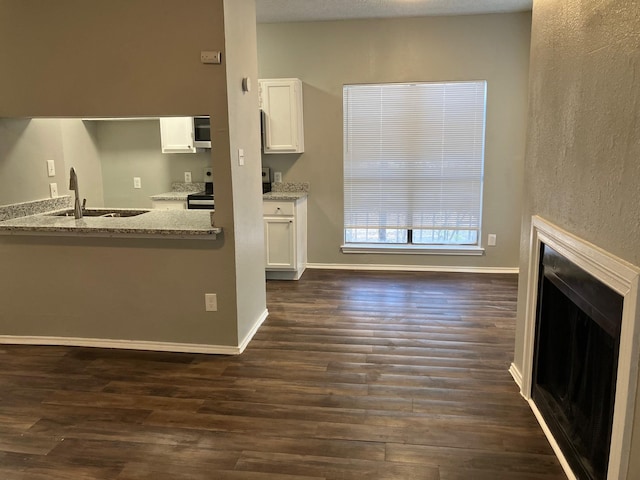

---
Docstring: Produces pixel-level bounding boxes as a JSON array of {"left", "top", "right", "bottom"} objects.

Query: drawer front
[{"left": 263, "top": 200, "right": 295, "bottom": 216}]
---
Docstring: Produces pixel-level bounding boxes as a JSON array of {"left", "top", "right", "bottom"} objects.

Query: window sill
[{"left": 341, "top": 244, "right": 485, "bottom": 256}]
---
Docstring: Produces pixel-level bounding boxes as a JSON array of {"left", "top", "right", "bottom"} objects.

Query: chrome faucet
[{"left": 69, "top": 167, "right": 83, "bottom": 219}]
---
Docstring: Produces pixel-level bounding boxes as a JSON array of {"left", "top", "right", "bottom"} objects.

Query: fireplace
[
  {"left": 517, "top": 216, "right": 640, "bottom": 480},
  {"left": 533, "top": 244, "right": 623, "bottom": 479}
]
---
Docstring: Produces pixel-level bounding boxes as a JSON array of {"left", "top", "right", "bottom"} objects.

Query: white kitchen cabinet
[
  {"left": 259, "top": 78, "right": 304, "bottom": 154},
  {"left": 151, "top": 199, "right": 186, "bottom": 210},
  {"left": 263, "top": 197, "right": 307, "bottom": 280},
  {"left": 159, "top": 117, "right": 196, "bottom": 154}
]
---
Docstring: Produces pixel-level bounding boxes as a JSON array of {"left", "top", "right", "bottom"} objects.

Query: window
[{"left": 343, "top": 81, "right": 487, "bottom": 253}]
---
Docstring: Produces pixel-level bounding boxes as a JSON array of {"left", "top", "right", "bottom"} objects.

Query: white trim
[
  {"left": 237, "top": 309, "right": 269, "bottom": 354},
  {"left": 307, "top": 263, "right": 518, "bottom": 275},
  {"left": 341, "top": 244, "right": 485, "bottom": 256},
  {"left": 521, "top": 215, "right": 640, "bottom": 480},
  {"left": 509, "top": 362, "right": 523, "bottom": 391},
  {"left": 528, "top": 398, "right": 578, "bottom": 480},
  {"left": 0, "top": 335, "right": 243, "bottom": 355},
  {"left": 266, "top": 269, "right": 305, "bottom": 280},
  {"left": 0, "top": 311, "right": 269, "bottom": 357}
]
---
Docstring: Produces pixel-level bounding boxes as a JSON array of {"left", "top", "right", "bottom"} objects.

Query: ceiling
[{"left": 255, "top": 0, "right": 533, "bottom": 23}]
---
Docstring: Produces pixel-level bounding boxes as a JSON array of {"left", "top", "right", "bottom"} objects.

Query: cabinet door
[
  {"left": 264, "top": 217, "right": 296, "bottom": 269},
  {"left": 259, "top": 79, "right": 304, "bottom": 154},
  {"left": 159, "top": 117, "right": 196, "bottom": 153}
]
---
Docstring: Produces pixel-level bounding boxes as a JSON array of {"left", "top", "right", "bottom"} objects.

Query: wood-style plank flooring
[{"left": 0, "top": 269, "right": 566, "bottom": 479}]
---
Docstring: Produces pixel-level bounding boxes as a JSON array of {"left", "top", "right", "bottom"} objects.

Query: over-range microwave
[{"left": 193, "top": 116, "right": 211, "bottom": 149}]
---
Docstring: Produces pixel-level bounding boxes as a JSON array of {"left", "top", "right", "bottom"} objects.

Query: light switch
[
  {"left": 46, "top": 159, "right": 56, "bottom": 177},
  {"left": 238, "top": 148, "right": 245, "bottom": 166}
]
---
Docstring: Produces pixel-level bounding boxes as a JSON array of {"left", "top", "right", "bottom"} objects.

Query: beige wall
[
  {"left": 223, "top": 0, "right": 267, "bottom": 343},
  {"left": 0, "top": 119, "right": 65, "bottom": 205},
  {"left": 0, "top": 0, "right": 226, "bottom": 118},
  {"left": 257, "top": 13, "right": 531, "bottom": 269},
  {"left": 96, "top": 120, "right": 210, "bottom": 208},
  {"left": 0, "top": 0, "right": 265, "bottom": 349},
  {"left": 60, "top": 119, "right": 105, "bottom": 208},
  {"left": 514, "top": 0, "right": 640, "bottom": 477},
  {"left": 0, "top": 118, "right": 104, "bottom": 207}
]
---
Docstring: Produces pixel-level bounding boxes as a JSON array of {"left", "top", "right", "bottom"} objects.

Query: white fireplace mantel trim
[{"left": 521, "top": 215, "right": 640, "bottom": 480}]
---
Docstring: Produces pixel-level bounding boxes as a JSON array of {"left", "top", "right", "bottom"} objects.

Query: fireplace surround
[
  {"left": 515, "top": 216, "right": 640, "bottom": 480},
  {"left": 533, "top": 243, "right": 623, "bottom": 479}
]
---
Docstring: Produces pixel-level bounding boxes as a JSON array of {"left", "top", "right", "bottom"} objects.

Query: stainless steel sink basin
[{"left": 49, "top": 209, "right": 149, "bottom": 218}]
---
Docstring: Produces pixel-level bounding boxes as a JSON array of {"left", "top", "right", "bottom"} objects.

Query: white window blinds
[{"left": 343, "top": 81, "right": 487, "bottom": 237}]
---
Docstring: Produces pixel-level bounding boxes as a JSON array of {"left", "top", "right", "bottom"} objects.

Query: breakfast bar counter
[{"left": 0, "top": 203, "right": 221, "bottom": 240}]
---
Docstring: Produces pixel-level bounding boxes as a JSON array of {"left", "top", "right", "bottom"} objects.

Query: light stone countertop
[
  {"left": 263, "top": 191, "right": 307, "bottom": 201},
  {"left": 150, "top": 182, "right": 205, "bottom": 201},
  {"left": 0, "top": 208, "right": 221, "bottom": 239},
  {"left": 149, "top": 191, "right": 191, "bottom": 201},
  {"left": 263, "top": 181, "right": 309, "bottom": 201}
]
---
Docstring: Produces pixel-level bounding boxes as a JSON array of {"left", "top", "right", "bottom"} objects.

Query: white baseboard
[
  {"left": 0, "top": 335, "right": 242, "bottom": 355},
  {"left": 509, "top": 362, "right": 524, "bottom": 392},
  {"left": 529, "top": 398, "right": 577, "bottom": 480},
  {"left": 0, "top": 309, "right": 271, "bottom": 356},
  {"left": 238, "top": 308, "right": 268, "bottom": 354},
  {"left": 306, "top": 263, "right": 519, "bottom": 274}
]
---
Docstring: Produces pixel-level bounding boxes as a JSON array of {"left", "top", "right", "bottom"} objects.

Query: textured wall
[
  {"left": 258, "top": 13, "right": 531, "bottom": 269},
  {"left": 514, "top": 1, "right": 640, "bottom": 477}
]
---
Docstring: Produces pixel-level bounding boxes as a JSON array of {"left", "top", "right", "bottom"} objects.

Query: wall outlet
[
  {"left": 133, "top": 177, "right": 141, "bottom": 189},
  {"left": 205, "top": 293, "right": 217, "bottom": 312},
  {"left": 274, "top": 171, "right": 283, "bottom": 183},
  {"left": 46, "top": 159, "right": 56, "bottom": 177},
  {"left": 488, "top": 234, "right": 497, "bottom": 246},
  {"left": 184, "top": 171, "right": 192, "bottom": 183},
  {"left": 49, "top": 183, "right": 58, "bottom": 198}
]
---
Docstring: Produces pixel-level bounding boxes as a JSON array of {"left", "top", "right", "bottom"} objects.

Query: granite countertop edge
[
  {"left": 263, "top": 192, "right": 308, "bottom": 201},
  {"left": 0, "top": 209, "right": 221, "bottom": 239},
  {"left": 150, "top": 192, "right": 191, "bottom": 201}
]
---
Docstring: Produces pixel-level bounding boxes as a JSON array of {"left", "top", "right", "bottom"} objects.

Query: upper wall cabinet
[
  {"left": 159, "top": 117, "right": 196, "bottom": 154},
  {"left": 259, "top": 78, "right": 304, "bottom": 154}
]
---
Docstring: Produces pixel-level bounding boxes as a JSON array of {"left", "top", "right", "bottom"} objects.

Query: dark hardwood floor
[{"left": 0, "top": 269, "right": 566, "bottom": 479}]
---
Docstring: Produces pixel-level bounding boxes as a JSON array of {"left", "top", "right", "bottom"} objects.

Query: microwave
[{"left": 193, "top": 116, "right": 211, "bottom": 148}]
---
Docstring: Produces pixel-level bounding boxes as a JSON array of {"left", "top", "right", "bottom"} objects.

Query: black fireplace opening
[{"left": 533, "top": 244, "right": 623, "bottom": 480}]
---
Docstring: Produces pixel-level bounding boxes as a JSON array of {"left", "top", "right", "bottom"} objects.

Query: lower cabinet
[{"left": 263, "top": 197, "right": 307, "bottom": 280}]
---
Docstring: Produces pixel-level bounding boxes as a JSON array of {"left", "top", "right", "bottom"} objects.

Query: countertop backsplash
[
  {"left": 0, "top": 196, "right": 72, "bottom": 222},
  {"left": 271, "top": 182, "right": 309, "bottom": 193},
  {"left": 170, "top": 182, "right": 206, "bottom": 193}
]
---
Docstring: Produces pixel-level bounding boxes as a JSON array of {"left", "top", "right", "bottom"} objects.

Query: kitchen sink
[{"left": 49, "top": 209, "right": 149, "bottom": 218}]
